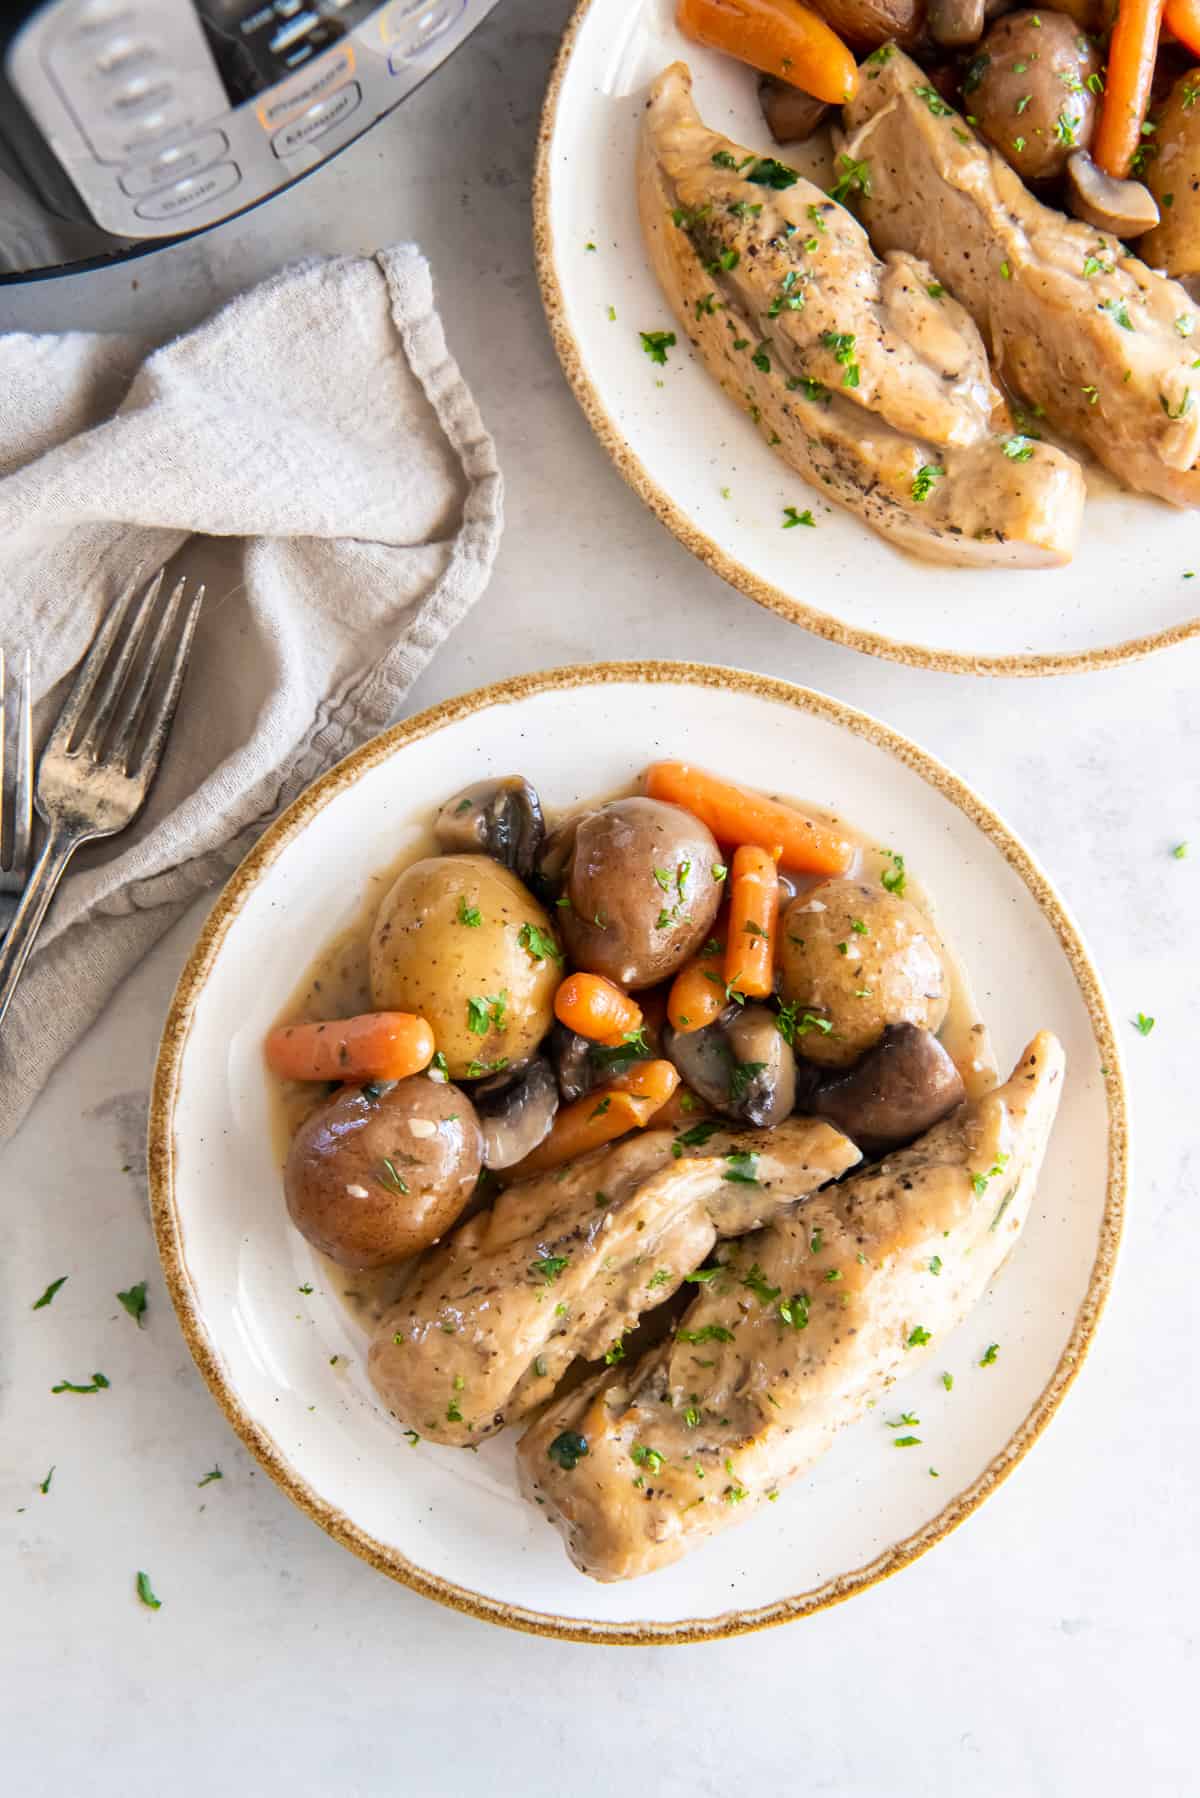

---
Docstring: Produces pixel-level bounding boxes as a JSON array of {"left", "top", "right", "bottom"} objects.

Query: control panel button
[
  {"left": 118, "top": 128, "right": 229, "bottom": 197},
  {"left": 255, "top": 47, "right": 356, "bottom": 130},
  {"left": 133, "top": 160, "right": 241, "bottom": 221},
  {"left": 385, "top": 0, "right": 466, "bottom": 63},
  {"left": 271, "top": 82, "right": 361, "bottom": 158},
  {"left": 106, "top": 74, "right": 173, "bottom": 115}
]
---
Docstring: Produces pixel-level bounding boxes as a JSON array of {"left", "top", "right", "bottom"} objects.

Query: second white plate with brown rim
[
  {"left": 149, "top": 663, "right": 1125, "bottom": 1643},
  {"left": 534, "top": 0, "right": 1200, "bottom": 675}
]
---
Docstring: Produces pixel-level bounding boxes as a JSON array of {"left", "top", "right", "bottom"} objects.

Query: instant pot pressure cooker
[{"left": 0, "top": 0, "right": 501, "bottom": 279}]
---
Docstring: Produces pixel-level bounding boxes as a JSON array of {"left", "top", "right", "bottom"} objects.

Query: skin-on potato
[
  {"left": 965, "top": 11, "right": 1101, "bottom": 183},
  {"left": 370, "top": 855, "right": 561, "bottom": 1080},
  {"left": 285, "top": 1077, "right": 483, "bottom": 1268},
  {"left": 1141, "top": 68, "right": 1200, "bottom": 279},
  {"left": 777, "top": 878, "right": 952, "bottom": 1068},
  {"left": 557, "top": 798, "right": 724, "bottom": 991}
]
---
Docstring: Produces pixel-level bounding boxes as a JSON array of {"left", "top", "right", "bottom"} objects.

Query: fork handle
[{"left": 0, "top": 822, "right": 82, "bottom": 1032}]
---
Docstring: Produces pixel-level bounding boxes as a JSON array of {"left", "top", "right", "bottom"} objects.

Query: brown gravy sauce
[{"left": 268, "top": 789, "right": 998, "bottom": 1332}]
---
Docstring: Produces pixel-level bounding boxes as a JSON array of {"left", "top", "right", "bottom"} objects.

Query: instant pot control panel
[{"left": 7, "top": 0, "right": 499, "bottom": 239}]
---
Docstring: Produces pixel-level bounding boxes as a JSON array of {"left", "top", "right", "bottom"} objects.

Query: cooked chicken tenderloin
[
  {"left": 640, "top": 62, "right": 1085, "bottom": 566},
  {"left": 519, "top": 1032, "right": 1063, "bottom": 1582},
  {"left": 369, "top": 1117, "right": 858, "bottom": 1445},
  {"left": 843, "top": 47, "right": 1200, "bottom": 506}
]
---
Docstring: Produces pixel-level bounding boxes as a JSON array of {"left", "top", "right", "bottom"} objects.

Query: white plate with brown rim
[
  {"left": 534, "top": 0, "right": 1200, "bottom": 675},
  {"left": 149, "top": 663, "right": 1125, "bottom": 1643}
]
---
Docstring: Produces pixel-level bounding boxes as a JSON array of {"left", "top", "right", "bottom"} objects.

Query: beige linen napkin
[{"left": 0, "top": 245, "right": 502, "bottom": 1143}]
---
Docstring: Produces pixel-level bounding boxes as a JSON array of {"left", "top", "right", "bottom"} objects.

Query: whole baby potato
[
  {"left": 370, "top": 855, "right": 561, "bottom": 1080},
  {"left": 778, "top": 878, "right": 951, "bottom": 1069},
  {"left": 285, "top": 1077, "right": 483, "bottom": 1268},
  {"left": 967, "top": 11, "right": 1101, "bottom": 184},
  {"left": 1142, "top": 69, "right": 1200, "bottom": 279},
  {"left": 557, "top": 798, "right": 723, "bottom": 990}
]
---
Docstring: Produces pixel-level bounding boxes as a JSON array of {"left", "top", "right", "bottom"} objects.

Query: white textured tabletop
[{"left": 1, "top": 3, "right": 1195, "bottom": 1791}]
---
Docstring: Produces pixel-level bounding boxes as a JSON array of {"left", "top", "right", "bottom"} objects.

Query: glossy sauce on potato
[{"left": 265, "top": 789, "right": 997, "bottom": 1326}]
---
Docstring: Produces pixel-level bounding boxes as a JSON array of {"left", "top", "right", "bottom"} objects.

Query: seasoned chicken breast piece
[
  {"left": 519, "top": 1032, "right": 1064, "bottom": 1582},
  {"left": 843, "top": 47, "right": 1200, "bottom": 506},
  {"left": 639, "top": 62, "right": 1085, "bottom": 566},
  {"left": 368, "top": 1117, "right": 859, "bottom": 1445}
]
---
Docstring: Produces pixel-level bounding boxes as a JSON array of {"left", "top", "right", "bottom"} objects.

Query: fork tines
[
  {"left": 0, "top": 647, "right": 32, "bottom": 893},
  {"left": 55, "top": 569, "right": 205, "bottom": 777}
]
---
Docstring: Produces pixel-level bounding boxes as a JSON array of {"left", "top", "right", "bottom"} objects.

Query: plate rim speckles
[{"left": 532, "top": 0, "right": 1200, "bottom": 677}]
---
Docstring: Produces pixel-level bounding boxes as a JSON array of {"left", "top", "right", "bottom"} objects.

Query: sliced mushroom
[
  {"left": 663, "top": 1003, "right": 800, "bottom": 1128},
  {"left": 808, "top": 1023, "right": 965, "bottom": 1155},
  {"left": 548, "top": 1020, "right": 655, "bottom": 1104},
  {"left": 434, "top": 777, "right": 546, "bottom": 881},
  {"left": 758, "top": 75, "right": 831, "bottom": 144},
  {"left": 472, "top": 1058, "right": 559, "bottom": 1170},
  {"left": 1065, "top": 150, "right": 1159, "bottom": 238},
  {"left": 928, "top": 0, "right": 986, "bottom": 46}
]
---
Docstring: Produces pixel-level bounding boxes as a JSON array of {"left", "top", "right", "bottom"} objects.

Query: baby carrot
[
  {"left": 513, "top": 1064, "right": 680, "bottom": 1177},
  {"left": 1165, "top": 0, "right": 1200, "bottom": 50},
  {"left": 607, "top": 1059, "right": 681, "bottom": 1115},
  {"left": 644, "top": 761, "right": 853, "bottom": 876},
  {"left": 667, "top": 937, "right": 728, "bottom": 1034},
  {"left": 554, "top": 973, "right": 643, "bottom": 1045},
  {"left": 724, "top": 845, "right": 778, "bottom": 999},
  {"left": 265, "top": 1012, "right": 434, "bottom": 1084},
  {"left": 1093, "top": 0, "right": 1165, "bottom": 177},
  {"left": 677, "top": 0, "right": 858, "bottom": 106}
]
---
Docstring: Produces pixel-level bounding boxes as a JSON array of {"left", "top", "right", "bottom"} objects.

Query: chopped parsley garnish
[
  {"left": 136, "top": 1572, "right": 163, "bottom": 1611},
  {"left": 748, "top": 156, "right": 800, "bottom": 189},
  {"left": 648, "top": 1268, "right": 671, "bottom": 1288},
  {"left": 1000, "top": 260, "right": 1012, "bottom": 280},
  {"left": 963, "top": 50, "right": 990, "bottom": 93},
  {"left": 729, "top": 1059, "right": 767, "bottom": 1103},
  {"left": 1054, "top": 112, "right": 1078, "bottom": 146},
  {"left": 548, "top": 1430, "right": 588, "bottom": 1470},
  {"left": 631, "top": 1444, "right": 664, "bottom": 1474},
  {"left": 851, "top": 917, "right": 868, "bottom": 935},
  {"left": 927, "top": 282, "right": 945, "bottom": 299},
  {"left": 1162, "top": 389, "right": 1193, "bottom": 420},
  {"left": 430, "top": 1050, "right": 449, "bottom": 1077},
  {"left": 1177, "top": 314, "right": 1196, "bottom": 338},
  {"left": 1082, "top": 255, "right": 1109, "bottom": 278},
  {"left": 906, "top": 1325, "right": 932, "bottom": 1348},
  {"left": 893, "top": 1435, "right": 922, "bottom": 1447},
  {"left": 672, "top": 1119, "right": 723, "bottom": 1158},
  {"left": 971, "top": 1151, "right": 1010, "bottom": 1197},
  {"left": 604, "top": 1338, "right": 626, "bottom": 1365},
  {"left": 197, "top": 1467, "right": 222, "bottom": 1487},
  {"left": 1002, "top": 435, "right": 1035, "bottom": 461},
  {"left": 403, "top": 1429, "right": 420, "bottom": 1446},
  {"left": 778, "top": 1292, "right": 810, "bottom": 1330},
  {"left": 378, "top": 1158, "right": 408, "bottom": 1195},
  {"left": 775, "top": 1001, "right": 833, "bottom": 1045},
  {"left": 457, "top": 896, "right": 482, "bottom": 927},
  {"left": 821, "top": 329, "right": 859, "bottom": 388},
  {"left": 722, "top": 1150, "right": 760, "bottom": 1186},
  {"left": 1016, "top": 94, "right": 1032, "bottom": 114},
  {"left": 298, "top": 1282, "right": 314, "bottom": 1294},
  {"left": 824, "top": 1268, "right": 843, "bottom": 1282},
  {"left": 980, "top": 1342, "right": 1000, "bottom": 1366},
  {"left": 880, "top": 849, "right": 907, "bottom": 895},
  {"left": 742, "top": 1263, "right": 781, "bottom": 1305},
  {"left": 589, "top": 1096, "right": 612, "bottom": 1120},
  {"left": 466, "top": 1056, "right": 509, "bottom": 1079},
  {"left": 751, "top": 341, "right": 772, "bottom": 372},
  {"left": 711, "top": 150, "right": 740, "bottom": 169},
  {"left": 942, "top": 1371, "right": 954, "bottom": 1391},
  {"left": 791, "top": 375, "right": 829, "bottom": 403},
  {"left": 684, "top": 1266, "right": 722, "bottom": 1284},
  {"left": 446, "top": 1398, "right": 463, "bottom": 1423},
  {"left": 32, "top": 1276, "right": 68, "bottom": 1310},
  {"left": 117, "top": 1281, "right": 148, "bottom": 1327},
  {"left": 52, "top": 1373, "right": 110, "bottom": 1394},
  {"left": 695, "top": 291, "right": 718, "bottom": 318},
  {"left": 39, "top": 1467, "right": 55, "bottom": 1495},
  {"left": 714, "top": 248, "right": 740, "bottom": 272},
  {"left": 1133, "top": 1012, "right": 1155, "bottom": 1035},
  {"left": 914, "top": 84, "right": 952, "bottom": 117},
  {"left": 783, "top": 506, "right": 816, "bottom": 527},
  {"left": 911, "top": 463, "right": 944, "bottom": 503},
  {"left": 518, "top": 921, "right": 562, "bottom": 963},
  {"left": 1099, "top": 297, "right": 1133, "bottom": 331},
  {"left": 684, "top": 1406, "right": 701, "bottom": 1429},
  {"left": 930, "top": 1254, "right": 943, "bottom": 1275},
  {"left": 830, "top": 153, "right": 871, "bottom": 205},
  {"left": 810, "top": 1228, "right": 824, "bottom": 1254},
  {"left": 1172, "top": 842, "right": 1188, "bottom": 859},
  {"left": 529, "top": 1254, "right": 569, "bottom": 1286},
  {"left": 677, "top": 1324, "right": 735, "bottom": 1345},
  {"left": 640, "top": 330, "right": 676, "bottom": 365}
]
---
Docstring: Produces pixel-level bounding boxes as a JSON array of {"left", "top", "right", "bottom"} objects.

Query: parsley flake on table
[
  {"left": 906, "top": 1325, "right": 932, "bottom": 1348},
  {"left": 942, "top": 1371, "right": 954, "bottom": 1391},
  {"left": 38, "top": 1467, "right": 54, "bottom": 1495},
  {"left": 197, "top": 1467, "right": 223, "bottom": 1488},
  {"left": 117, "top": 1281, "right": 148, "bottom": 1327},
  {"left": 929, "top": 1254, "right": 943, "bottom": 1275},
  {"left": 136, "top": 1571, "right": 163, "bottom": 1611},
  {"left": 980, "top": 1342, "right": 1000, "bottom": 1366},
  {"left": 1172, "top": 842, "right": 1188, "bottom": 859},
  {"left": 783, "top": 506, "right": 816, "bottom": 528},
  {"left": 51, "top": 1372, "right": 110, "bottom": 1394},
  {"left": 32, "top": 1276, "right": 68, "bottom": 1310},
  {"left": 639, "top": 329, "right": 676, "bottom": 366},
  {"left": 893, "top": 1434, "right": 922, "bottom": 1447},
  {"left": 1133, "top": 1012, "right": 1155, "bottom": 1035}
]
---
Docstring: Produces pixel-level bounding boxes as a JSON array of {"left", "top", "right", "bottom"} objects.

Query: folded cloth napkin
[{"left": 0, "top": 245, "right": 502, "bottom": 1144}]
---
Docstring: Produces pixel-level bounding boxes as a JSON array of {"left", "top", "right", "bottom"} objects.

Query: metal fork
[
  {"left": 0, "top": 569, "right": 204, "bottom": 1031},
  {"left": 0, "top": 647, "right": 33, "bottom": 941}
]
